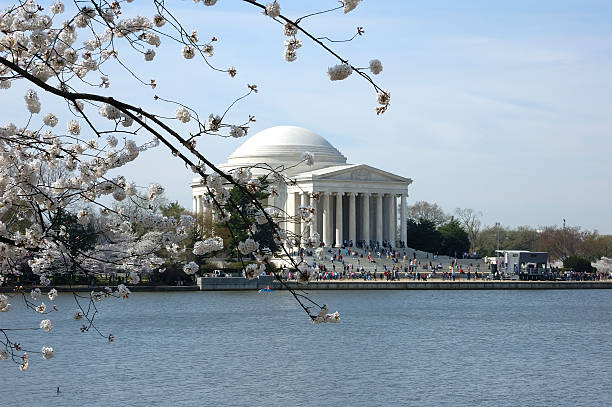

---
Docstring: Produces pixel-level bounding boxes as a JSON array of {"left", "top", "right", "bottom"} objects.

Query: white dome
[{"left": 222, "top": 126, "right": 346, "bottom": 174}]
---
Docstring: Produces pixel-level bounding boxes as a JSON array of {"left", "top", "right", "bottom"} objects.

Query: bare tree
[
  {"left": 406, "top": 201, "right": 449, "bottom": 227},
  {"left": 535, "top": 226, "right": 606, "bottom": 261},
  {"left": 454, "top": 208, "right": 482, "bottom": 254}
]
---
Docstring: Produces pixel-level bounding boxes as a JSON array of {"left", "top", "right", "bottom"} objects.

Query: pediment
[{"left": 312, "top": 164, "right": 411, "bottom": 184}]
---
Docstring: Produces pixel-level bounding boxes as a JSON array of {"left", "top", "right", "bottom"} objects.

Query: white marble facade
[{"left": 190, "top": 126, "right": 412, "bottom": 248}]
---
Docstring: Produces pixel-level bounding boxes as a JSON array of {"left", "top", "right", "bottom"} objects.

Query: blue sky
[{"left": 3, "top": 1, "right": 611, "bottom": 232}]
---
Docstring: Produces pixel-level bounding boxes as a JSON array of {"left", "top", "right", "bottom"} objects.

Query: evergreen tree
[
  {"left": 405, "top": 218, "right": 442, "bottom": 253},
  {"left": 50, "top": 208, "right": 98, "bottom": 263},
  {"left": 438, "top": 218, "right": 470, "bottom": 257},
  {"left": 221, "top": 179, "right": 278, "bottom": 257},
  {"left": 160, "top": 201, "right": 188, "bottom": 220},
  {"left": 563, "top": 256, "right": 595, "bottom": 273}
]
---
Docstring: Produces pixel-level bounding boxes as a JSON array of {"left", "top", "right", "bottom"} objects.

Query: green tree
[
  {"left": 0, "top": 201, "right": 32, "bottom": 234},
  {"left": 563, "top": 255, "right": 595, "bottom": 273},
  {"left": 505, "top": 226, "right": 540, "bottom": 251},
  {"left": 438, "top": 218, "right": 470, "bottom": 257},
  {"left": 43, "top": 208, "right": 99, "bottom": 285},
  {"left": 405, "top": 218, "right": 442, "bottom": 253},
  {"left": 50, "top": 208, "right": 98, "bottom": 261},
  {"left": 477, "top": 225, "right": 540, "bottom": 257},
  {"left": 221, "top": 180, "right": 277, "bottom": 257},
  {"left": 160, "top": 201, "right": 188, "bottom": 220},
  {"left": 475, "top": 225, "right": 498, "bottom": 257}
]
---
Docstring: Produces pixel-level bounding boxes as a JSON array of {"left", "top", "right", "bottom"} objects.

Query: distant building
[
  {"left": 495, "top": 250, "right": 548, "bottom": 274},
  {"left": 190, "top": 126, "right": 412, "bottom": 247}
]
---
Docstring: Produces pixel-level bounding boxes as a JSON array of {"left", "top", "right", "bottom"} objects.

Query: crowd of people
[
  {"left": 290, "top": 246, "right": 488, "bottom": 282},
  {"left": 288, "top": 243, "right": 612, "bottom": 282}
]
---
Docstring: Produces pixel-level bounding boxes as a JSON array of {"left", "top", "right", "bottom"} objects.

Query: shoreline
[
  {"left": 198, "top": 277, "right": 612, "bottom": 291},
  {"left": 273, "top": 280, "right": 612, "bottom": 291},
  {"left": 2, "top": 280, "right": 611, "bottom": 293}
]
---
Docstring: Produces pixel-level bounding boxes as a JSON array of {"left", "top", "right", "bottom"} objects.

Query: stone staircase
[{"left": 292, "top": 246, "right": 487, "bottom": 277}]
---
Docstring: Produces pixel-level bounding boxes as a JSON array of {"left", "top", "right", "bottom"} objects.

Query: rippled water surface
[{"left": 1, "top": 289, "right": 611, "bottom": 406}]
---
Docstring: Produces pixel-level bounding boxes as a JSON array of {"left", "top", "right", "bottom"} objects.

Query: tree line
[{"left": 405, "top": 201, "right": 612, "bottom": 261}]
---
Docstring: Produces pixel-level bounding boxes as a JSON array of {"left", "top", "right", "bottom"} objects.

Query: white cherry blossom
[
  {"left": 327, "top": 63, "right": 352, "bottom": 81},
  {"left": 40, "top": 319, "right": 52, "bottom": 332},
  {"left": 41, "top": 346, "right": 54, "bottom": 359},
  {"left": 342, "top": 0, "right": 362, "bottom": 14},
  {"left": 264, "top": 2, "right": 281, "bottom": 18},
  {"left": 48, "top": 289, "right": 58, "bottom": 301},
  {"left": 176, "top": 107, "right": 191, "bottom": 123},
  {"left": 183, "top": 261, "right": 199, "bottom": 275},
  {"left": 369, "top": 59, "right": 383, "bottom": 75}
]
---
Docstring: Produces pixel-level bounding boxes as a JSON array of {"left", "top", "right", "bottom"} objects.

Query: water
[{"left": 1, "top": 289, "right": 611, "bottom": 406}]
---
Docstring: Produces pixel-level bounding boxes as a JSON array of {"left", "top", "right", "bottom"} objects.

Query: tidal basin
[{"left": 2, "top": 290, "right": 611, "bottom": 406}]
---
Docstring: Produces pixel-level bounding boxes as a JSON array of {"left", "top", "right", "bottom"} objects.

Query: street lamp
[
  {"left": 494, "top": 222, "right": 501, "bottom": 278},
  {"left": 495, "top": 222, "right": 500, "bottom": 251}
]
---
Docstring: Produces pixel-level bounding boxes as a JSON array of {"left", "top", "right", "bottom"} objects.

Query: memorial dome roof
[{"left": 224, "top": 126, "right": 346, "bottom": 173}]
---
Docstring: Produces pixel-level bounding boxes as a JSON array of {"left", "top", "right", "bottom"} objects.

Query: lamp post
[
  {"left": 494, "top": 222, "right": 501, "bottom": 278},
  {"left": 536, "top": 229, "right": 544, "bottom": 268},
  {"left": 495, "top": 222, "right": 500, "bottom": 251}
]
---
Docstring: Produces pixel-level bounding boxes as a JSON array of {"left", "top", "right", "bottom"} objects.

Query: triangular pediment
[{"left": 300, "top": 164, "right": 412, "bottom": 184}]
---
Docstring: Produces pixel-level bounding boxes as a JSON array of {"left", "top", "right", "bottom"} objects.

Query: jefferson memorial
[{"left": 190, "top": 126, "right": 412, "bottom": 248}]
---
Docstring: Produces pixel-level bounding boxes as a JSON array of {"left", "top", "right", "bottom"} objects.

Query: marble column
[
  {"left": 193, "top": 195, "right": 197, "bottom": 214},
  {"left": 322, "top": 192, "right": 331, "bottom": 246},
  {"left": 362, "top": 192, "right": 370, "bottom": 244},
  {"left": 268, "top": 182, "right": 276, "bottom": 209},
  {"left": 210, "top": 199, "right": 217, "bottom": 223},
  {"left": 335, "top": 192, "right": 343, "bottom": 247},
  {"left": 376, "top": 193, "right": 383, "bottom": 244},
  {"left": 199, "top": 195, "right": 206, "bottom": 232},
  {"left": 301, "top": 192, "right": 310, "bottom": 245},
  {"left": 387, "top": 194, "right": 395, "bottom": 247},
  {"left": 311, "top": 194, "right": 318, "bottom": 237},
  {"left": 292, "top": 192, "right": 301, "bottom": 246},
  {"left": 199, "top": 195, "right": 205, "bottom": 220},
  {"left": 400, "top": 194, "right": 407, "bottom": 247},
  {"left": 348, "top": 192, "right": 356, "bottom": 245},
  {"left": 204, "top": 196, "right": 212, "bottom": 232}
]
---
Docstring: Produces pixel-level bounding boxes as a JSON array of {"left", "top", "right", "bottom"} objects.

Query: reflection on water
[{"left": 1, "top": 290, "right": 611, "bottom": 406}]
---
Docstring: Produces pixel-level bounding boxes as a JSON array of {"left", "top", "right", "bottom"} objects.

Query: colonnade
[
  {"left": 192, "top": 189, "right": 409, "bottom": 249},
  {"left": 294, "top": 191, "right": 408, "bottom": 248},
  {"left": 192, "top": 194, "right": 213, "bottom": 225}
]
